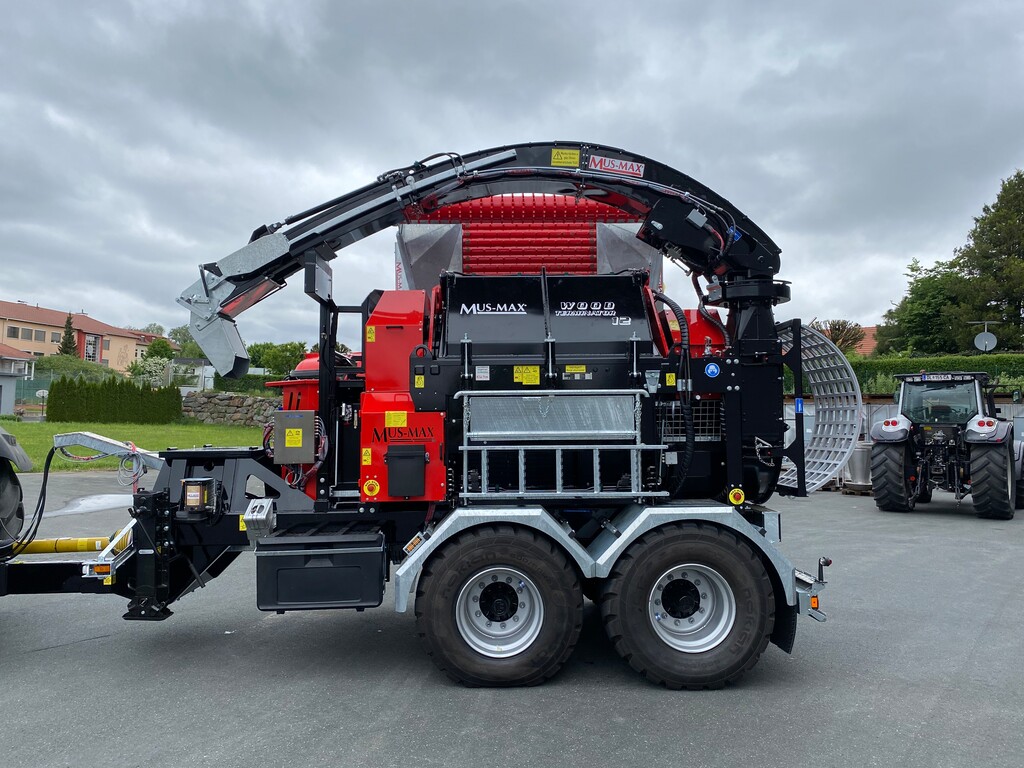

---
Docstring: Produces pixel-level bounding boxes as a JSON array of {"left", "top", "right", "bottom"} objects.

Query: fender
[
  {"left": 870, "top": 418, "right": 911, "bottom": 443},
  {"left": 392, "top": 503, "right": 805, "bottom": 614},
  {"left": 963, "top": 419, "right": 1013, "bottom": 444}
]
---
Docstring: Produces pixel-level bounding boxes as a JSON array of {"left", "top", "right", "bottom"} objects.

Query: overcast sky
[{"left": 2, "top": 1, "right": 1022, "bottom": 351}]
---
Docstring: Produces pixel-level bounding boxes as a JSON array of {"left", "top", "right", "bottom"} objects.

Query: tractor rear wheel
[
  {"left": 600, "top": 522, "right": 774, "bottom": 689},
  {"left": 871, "top": 443, "right": 916, "bottom": 512},
  {"left": 971, "top": 442, "right": 1016, "bottom": 520},
  {"left": 415, "top": 525, "right": 582, "bottom": 686}
]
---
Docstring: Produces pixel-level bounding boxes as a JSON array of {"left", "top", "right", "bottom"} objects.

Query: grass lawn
[{"left": 2, "top": 421, "right": 265, "bottom": 472}]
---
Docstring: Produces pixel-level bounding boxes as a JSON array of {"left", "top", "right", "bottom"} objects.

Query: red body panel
[
  {"left": 684, "top": 309, "right": 727, "bottom": 357},
  {"left": 359, "top": 394, "right": 446, "bottom": 503},
  {"left": 363, "top": 291, "right": 428, "bottom": 393}
]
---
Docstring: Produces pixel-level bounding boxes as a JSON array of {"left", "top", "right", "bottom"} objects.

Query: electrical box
[{"left": 274, "top": 410, "right": 316, "bottom": 464}]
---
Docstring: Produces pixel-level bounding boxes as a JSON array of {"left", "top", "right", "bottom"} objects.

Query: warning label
[
  {"left": 365, "top": 326, "right": 376, "bottom": 342},
  {"left": 513, "top": 365, "right": 540, "bottom": 385},
  {"left": 361, "top": 448, "right": 372, "bottom": 465},
  {"left": 285, "top": 428, "right": 303, "bottom": 448},
  {"left": 385, "top": 411, "right": 408, "bottom": 428},
  {"left": 414, "top": 374, "right": 425, "bottom": 389},
  {"left": 550, "top": 148, "right": 580, "bottom": 167}
]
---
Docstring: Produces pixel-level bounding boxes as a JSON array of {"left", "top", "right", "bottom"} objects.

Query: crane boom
[{"left": 177, "top": 141, "right": 782, "bottom": 376}]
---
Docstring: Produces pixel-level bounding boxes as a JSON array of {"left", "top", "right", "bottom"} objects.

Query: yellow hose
[{"left": 18, "top": 537, "right": 110, "bottom": 555}]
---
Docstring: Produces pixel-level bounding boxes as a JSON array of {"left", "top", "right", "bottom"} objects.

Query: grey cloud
[{"left": 1, "top": 0, "right": 1022, "bottom": 343}]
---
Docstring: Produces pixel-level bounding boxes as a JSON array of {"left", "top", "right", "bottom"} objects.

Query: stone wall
[{"left": 182, "top": 391, "right": 281, "bottom": 426}]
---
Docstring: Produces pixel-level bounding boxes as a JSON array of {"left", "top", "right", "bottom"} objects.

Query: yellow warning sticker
[
  {"left": 365, "top": 326, "right": 376, "bottom": 342},
  {"left": 513, "top": 365, "right": 541, "bottom": 385},
  {"left": 361, "top": 448, "right": 372, "bottom": 466},
  {"left": 414, "top": 374, "right": 425, "bottom": 389},
  {"left": 103, "top": 576, "right": 113, "bottom": 586},
  {"left": 363, "top": 479, "right": 381, "bottom": 497},
  {"left": 565, "top": 364, "right": 587, "bottom": 374},
  {"left": 666, "top": 373, "right": 677, "bottom": 387},
  {"left": 285, "top": 428, "right": 303, "bottom": 448},
  {"left": 551, "top": 148, "right": 580, "bottom": 167},
  {"left": 238, "top": 517, "right": 248, "bottom": 532},
  {"left": 667, "top": 317, "right": 680, "bottom": 331},
  {"left": 385, "top": 411, "right": 408, "bottom": 428}
]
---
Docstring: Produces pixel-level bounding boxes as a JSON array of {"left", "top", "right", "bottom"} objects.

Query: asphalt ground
[{"left": 2, "top": 472, "right": 1023, "bottom": 768}]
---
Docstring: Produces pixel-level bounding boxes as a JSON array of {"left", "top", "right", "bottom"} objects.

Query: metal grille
[
  {"left": 468, "top": 394, "right": 637, "bottom": 441},
  {"left": 657, "top": 400, "right": 722, "bottom": 443},
  {"left": 777, "top": 324, "right": 862, "bottom": 493}
]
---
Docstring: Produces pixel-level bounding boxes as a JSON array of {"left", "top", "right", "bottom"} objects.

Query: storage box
[{"left": 255, "top": 529, "right": 385, "bottom": 611}]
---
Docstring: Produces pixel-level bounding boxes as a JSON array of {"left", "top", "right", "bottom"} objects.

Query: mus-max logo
[{"left": 460, "top": 303, "right": 527, "bottom": 315}]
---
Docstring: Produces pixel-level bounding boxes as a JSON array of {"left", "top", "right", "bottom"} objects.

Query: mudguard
[
  {"left": 963, "top": 420, "right": 1013, "bottom": 444},
  {"left": 869, "top": 419, "right": 910, "bottom": 443}
]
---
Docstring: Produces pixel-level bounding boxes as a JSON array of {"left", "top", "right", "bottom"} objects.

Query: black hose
[
  {"left": 652, "top": 290, "right": 695, "bottom": 498},
  {"left": 1, "top": 448, "right": 54, "bottom": 563}
]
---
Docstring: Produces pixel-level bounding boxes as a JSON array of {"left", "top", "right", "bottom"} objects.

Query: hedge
[
  {"left": 212, "top": 372, "right": 279, "bottom": 394},
  {"left": 783, "top": 354, "right": 1024, "bottom": 395},
  {"left": 47, "top": 377, "right": 182, "bottom": 423},
  {"left": 851, "top": 354, "right": 1024, "bottom": 394}
]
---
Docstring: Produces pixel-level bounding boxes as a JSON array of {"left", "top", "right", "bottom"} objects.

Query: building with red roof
[{"left": 0, "top": 299, "right": 175, "bottom": 373}]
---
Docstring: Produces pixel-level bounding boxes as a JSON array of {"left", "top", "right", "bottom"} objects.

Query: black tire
[
  {"left": 1016, "top": 480, "right": 1024, "bottom": 510},
  {"left": 415, "top": 525, "right": 583, "bottom": 687},
  {"left": 871, "top": 443, "right": 916, "bottom": 512},
  {"left": 600, "top": 522, "right": 774, "bottom": 690},
  {"left": 971, "top": 442, "right": 1016, "bottom": 520}
]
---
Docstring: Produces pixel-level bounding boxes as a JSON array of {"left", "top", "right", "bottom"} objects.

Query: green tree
[
  {"left": 262, "top": 342, "right": 307, "bottom": 376},
  {"left": 56, "top": 313, "right": 78, "bottom": 356},
  {"left": 875, "top": 259, "right": 963, "bottom": 355},
  {"left": 143, "top": 338, "right": 175, "bottom": 360},
  {"left": 129, "top": 322, "right": 165, "bottom": 336},
  {"left": 947, "top": 170, "right": 1024, "bottom": 350},
  {"left": 169, "top": 324, "right": 192, "bottom": 347},
  {"left": 169, "top": 324, "right": 205, "bottom": 359},
  {"left": 809, "top": 319, "right": 866, "bottom": 354},
  {"left": 877, "top": 171, "right": 1024, "bottom": 355},
  {"left": 246, "top": 341, "right": 276, "bottom": 369}
]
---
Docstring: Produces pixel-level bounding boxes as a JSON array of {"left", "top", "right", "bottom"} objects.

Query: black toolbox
[{"left": 255, "top": 526, "right": 386, "bottom": 611}]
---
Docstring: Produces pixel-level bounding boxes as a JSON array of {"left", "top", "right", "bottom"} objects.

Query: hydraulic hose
[
  {"left": 652, "top": 290, "right": 695, "bottom": 498},
  {"left": 0, "top": 447, "right": 54, "bottom": 563}
]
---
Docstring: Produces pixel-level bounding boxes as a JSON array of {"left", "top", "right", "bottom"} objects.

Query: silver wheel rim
[
  {"left": 455, "top": 566, "right": 544, "bottom": 658},
  {"left": 648, "top": 563, "right": 736, "bottom": 653}
]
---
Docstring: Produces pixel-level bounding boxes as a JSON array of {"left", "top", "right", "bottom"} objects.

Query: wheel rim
[
  {"left": 647, "top": 563, "right": 736, "bottom": 653},
  {"left": 455, "top": 566, "right": 544, "bottom": 658}
]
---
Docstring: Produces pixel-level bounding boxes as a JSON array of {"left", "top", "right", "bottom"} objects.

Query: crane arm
[{"left": 177, "top": 141, "right": 782, "bottom": 376}]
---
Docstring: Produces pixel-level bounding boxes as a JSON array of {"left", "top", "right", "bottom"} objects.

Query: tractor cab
[{"left": 897, "top": 373, "right": 985, "bottom": 426}]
